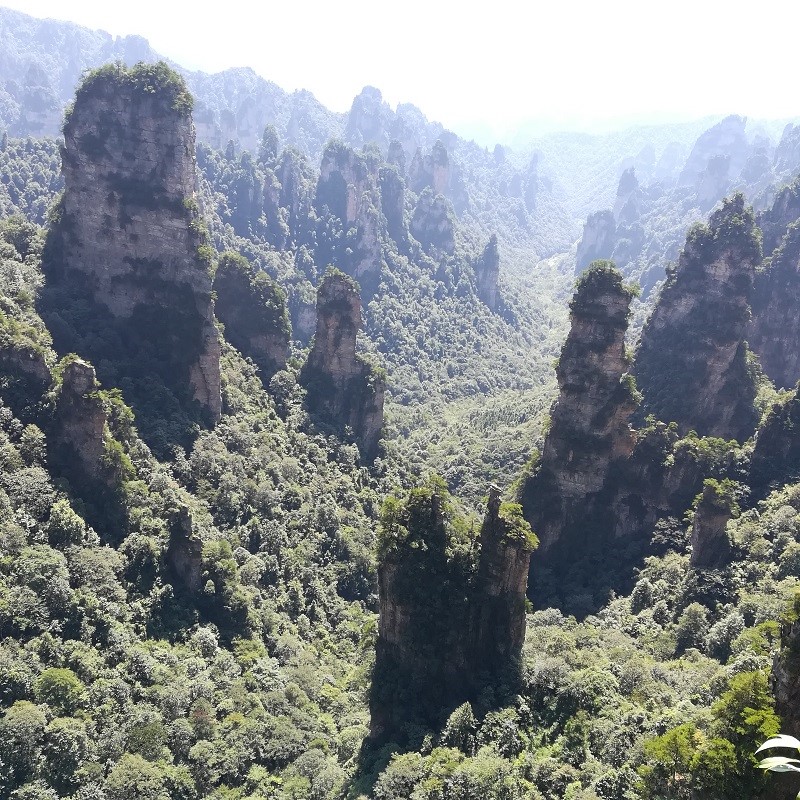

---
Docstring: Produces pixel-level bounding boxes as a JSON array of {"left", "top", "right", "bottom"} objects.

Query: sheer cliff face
[
  {"left": 634, "top": 194, "right": 761, "bottom": 442},
  {"left": 315, "top": 141, "right": 385, "bottom": 290},
  {"left": 750, "top": 224, "right": 800, "bottom": 389},
  {"left": 576, "top": 210, "right": 616, "bottom": 272},
  {"left": 756, "top": 177, "right": 800, "bottom": 259},
  {"left": 749, "top": 181, "right": 800, "bottom": 389},
  {"left": 522, "top": 262, "right": 639, "bottom": 555},
  {"left": 371, "top": 482, "right": 534, "bottom": 740},
  {"left": 213, "top": 252, "right": 290, "bottom": 382},
  {"left": 302, "top": 270, "right": 384, "bottom": 461},
  {"left": 678, "top": 115, "right": 748, "bottom": 191},
  {"left": 50, "top": 63, "right": 221, "bottom": 420},
  {"left": 750, "top": 388, "right": 800, "bottom": 500},
  {"left": 475, "top": 234, "right": 500, "bottom": 311}
]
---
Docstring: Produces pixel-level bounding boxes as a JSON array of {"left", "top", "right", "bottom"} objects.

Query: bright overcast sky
[{"left": 4, "top": 0, "right": 800, "bottom": 140}]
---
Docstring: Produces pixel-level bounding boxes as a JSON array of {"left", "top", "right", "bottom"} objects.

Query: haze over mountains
[{"left": 5, "top": 6, "right": 800, "bottom": 800}]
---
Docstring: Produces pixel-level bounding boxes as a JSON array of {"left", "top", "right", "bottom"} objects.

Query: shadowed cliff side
[
  {"left": 212, "top": 251, "right": 290, "bottom": 383},
  {"left": 368, "top": 477, "right": 536, "bottom": 745},
  {"left": 520, "top": 262, "right": 639, "bottom": 561},
  {"left": 750, "top": 221, "right": 800, "bottom": 390},
  {"left": 634, "top": 193, "right": 762, "bottom": 441},
  {"left": 519, "top": 261, "right": 744, "bottom": 615},
  {"left": 300, "top": 268, "right": 385, "bottom": 461},
  {"left": 40, "top": 61, "right": 221, "bottom": 456}
]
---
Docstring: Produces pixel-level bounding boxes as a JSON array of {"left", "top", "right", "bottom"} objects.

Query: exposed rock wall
[
  {"left": 750, "top": 387, "right": 800, "bottom": 500},
  {"left": 475, "top": 234, "right": 500, "bottom": 311},
  {"left": 576, "top": 210, "right": 616, "bottom": 272},
  {"left": 678, "top": 115, "right": 748, "bottom": 190},
  {"left": 315, "top": 140, "right": 385, "bottom": 290},
  {"left": 689, "top": 480, "right": 734, "bottom": 570},
  {"left": 634, "top": 193, "right": 761, "bottom": 441},
  {"left": 213, "top": 252, "right": 290, "bottom": 381},
  {"left": 756, "top": 176, "right": 800, "bottom": 258},
  {"left": 410, "top": 188, "right": 455, "bottom": 259},
  {"left": 45, "top": 62, "right": 221, "bottom": 421},
  {"left": 371, "top": 480, "right": 535, "bottom": 740},
  {"left": 521, "top": 262, "right": 639, "bottom": 557},
  {"left": 378, "top": 164, "right": 408, "bottom": 249},
  {"left": 52, "top": 359, "right": 109, "bottom": 484},
  {"left": 301, "top": 270, "right": 384, "bottom": 460},
  {"left": 750, "top": 222, "right": 800, "bottom": 389}
]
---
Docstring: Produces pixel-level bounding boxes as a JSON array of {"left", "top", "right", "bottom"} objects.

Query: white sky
[{"left": 5, "top": 1, "right": 800, "bottom": 140}]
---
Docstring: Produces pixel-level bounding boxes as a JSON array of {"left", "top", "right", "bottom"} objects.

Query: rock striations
[
  {"left": 521, "top": 262, "right": 639, "bottom": 558},
  {"left": 300, "top": 269, "right": 384, "bottom": 461},
  {"left": 634, "top": 193, "right": 762, "bottom": 442},
  {"left": 44, "top": 62, "right": 221, "bottom": 423},
  {"left": 370, "top": 478, "right": 536, "bottom": 741}
]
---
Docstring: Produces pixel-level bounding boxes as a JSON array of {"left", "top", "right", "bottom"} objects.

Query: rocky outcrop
[
  {"left": 475, "top": 234, "right": 500, "bottom": 310},
  {"left": 678, "top": 115, "right": 748, "bottom": 190},
  {"left": 473, "top": 488, "right": 535, "bottom": 661},
  {"left": 409, "top": 140, "right": 450, "bottom": 197},
  {"left": 750, "top": 222, "right": 800, "bottom": 389},
  {"left": 48, "top": 358, "right": 134, "bottom": 504},
  {"left": 166, "top": 503, "right": 203, "bottom": 593},
  {"left": 634, "top": 193, "right": 762, "bottom": 441},
  {"left": 410, "top": 188, "right": 455, "bottom": 259},
  {"left": 44, "top": 62, "right": 221, "bottom": 422},
  {"left": 315, "top": 140, "right": 384, "bottom": 290},
  {"left": 756, "top": 177, "right": 800, "bottom": 258},
  {"left": 408, "top": 141, "right": 469, "bottom": 213},
  {"left": 519, "top": 262, "right": 744, "bottom": 612},
  {"left": 775, "top": 123, "right": 800, "bottom": 176},
  {"left": 613, "top": 168, "right": 641, "bottom": 224},
  {"left": 576, "top": 210, "right": 616, "bottom": 272},
  {"left": 266, "top": 146, "right": 315, "bottom": 249},
  {"left": 749, "top": 387, "right": 800, "bottom": 500},
  {"left": 52, "top": 359, "right": 109, "bottom": 482},
  {"left": 521, "top": 262, "right": 639, "bottom": 557},
  {"left": 378, "top": 164, "right": 408, "bottom": 249},
  {"left": 695, "top": 154, "right": 732, "bottom": 210},
  {"left": 371, "top": 479, "right": 535, "bottom": 740},
  {"left": 213, "top": 252, "right": 290, "bottom": 381},
  {"left": 301, "top": 270, "right": 384, "bottom": 461},
  {"left": 689, "top": 480, "right": 735, "bottom": 570},
  {"left": 345, "top": 86, "right": 392, "bottom": 151}
]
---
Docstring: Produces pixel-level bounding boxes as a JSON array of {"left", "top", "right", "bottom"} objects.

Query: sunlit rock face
[
  {"left": 46, "top": 62, "right": 221, "bottom": 421},
  {"left": 521, "top": 262, "right": 639, "bottom": 557}
]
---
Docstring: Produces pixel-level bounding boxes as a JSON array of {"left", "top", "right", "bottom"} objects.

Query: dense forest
[{"left": 3, "top": 8, "right": 800, "bottom": 800}]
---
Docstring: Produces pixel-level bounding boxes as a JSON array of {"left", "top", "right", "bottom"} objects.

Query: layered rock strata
[{"left": 45, "top": 62, "right": 221, "bottom": 421}]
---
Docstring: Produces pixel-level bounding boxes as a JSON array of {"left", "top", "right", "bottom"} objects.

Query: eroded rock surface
[
  {"left": 44, "top": 62, "right": 221, "bottom": 422},
  {"left": 634, "top": 193, "right": 761, "bottom": 441},
  {"left": 301, "top": 270, "right": 384, "bottom": 460}
]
